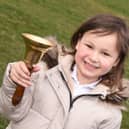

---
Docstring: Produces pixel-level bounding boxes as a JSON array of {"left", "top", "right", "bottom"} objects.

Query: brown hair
[{"left": 71, "top": 14, "right": 129, "bottom": 91}]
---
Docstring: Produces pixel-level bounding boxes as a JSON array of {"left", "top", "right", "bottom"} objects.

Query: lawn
[{"left": 0, "top": 0, "right": 129, "bottom": 129}]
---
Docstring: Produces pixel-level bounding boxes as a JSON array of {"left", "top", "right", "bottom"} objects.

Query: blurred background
[{"left": 0, "top": 0, "right": 129, "bottom": 129}]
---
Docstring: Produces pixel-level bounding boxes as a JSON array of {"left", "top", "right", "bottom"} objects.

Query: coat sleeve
[
  {"left": 0, "top": 63, "right": 39, "bottom": 122},
  {"left": 98, "top": 108, "right": 122, "bottom": 129}
]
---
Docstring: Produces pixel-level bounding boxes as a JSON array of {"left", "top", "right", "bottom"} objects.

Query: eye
[
  {"left": 85, "top": 44, "right": 93, "bottom": 49},
  {"left": 102, "top": 52, "right": 110, "bottom": 57}
]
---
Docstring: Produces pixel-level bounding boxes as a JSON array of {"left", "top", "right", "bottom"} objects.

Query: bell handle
[{"left": 12, "top": 86, "right": 25, "bottom": 106}]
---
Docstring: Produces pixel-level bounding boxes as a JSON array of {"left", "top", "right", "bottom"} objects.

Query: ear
[{"left": 75, "top": 40, "right": 81, "bottom": 50}]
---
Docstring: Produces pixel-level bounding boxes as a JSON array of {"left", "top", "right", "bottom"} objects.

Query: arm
[{"left": 0, "top": 62, "right": 40, "bottom": 121}]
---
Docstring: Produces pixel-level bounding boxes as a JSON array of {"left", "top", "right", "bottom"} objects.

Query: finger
[
  {"left": 32, "top": 64, "right": 41, "bottom": 72},
  {"left": 18, "top": 61, "right": 31, "bottom": 76},
  {"left": 14, "top": 62, "right": 31, "bottom": 80},
  {"left": 11, "top": 68, "right": 31, "bottom": 83},
  {"left": 10, "top": 72, "right": 32, "bottom": 87},
  {"left": 10, "top": 61, "right": 31, "bottom": 82}
]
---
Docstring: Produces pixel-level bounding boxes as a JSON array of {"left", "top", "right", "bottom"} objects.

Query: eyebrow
[
  {"left": 84, "top": 40, "right": 94, "bottom": 45},
  {"left": 84, "top": 40, "right": 111, "bottom": 53}
]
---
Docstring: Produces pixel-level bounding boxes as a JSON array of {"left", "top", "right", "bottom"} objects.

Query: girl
[{"left": 0, "top": 14, "right": 129, "bottom": 129}]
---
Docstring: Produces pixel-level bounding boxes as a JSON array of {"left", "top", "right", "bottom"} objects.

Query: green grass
[{"left": 0, "top": 0, "right": 129, "bottom": 129}]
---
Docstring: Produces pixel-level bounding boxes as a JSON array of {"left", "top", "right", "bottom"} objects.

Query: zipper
[
  {"left": 59, "top": 71, "right": 102, "bottom": 111},
  {"left": 59, "top": 71, "right": 73, "bottom": 110}
]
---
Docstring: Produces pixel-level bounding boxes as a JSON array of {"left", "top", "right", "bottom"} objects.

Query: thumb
[{"left": 32, "top": 64, "right": 41, "bottom": 72}]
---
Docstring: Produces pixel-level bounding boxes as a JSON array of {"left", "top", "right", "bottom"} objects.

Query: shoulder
[
  {"left": 92, "top": 97, "right": 122, "bottom": 115},
  {"left": 100, "top": 100, "right": 122, "bottom": 121},
  {"left": 97, "top": 101, "right": 122, "bottom": 129},
  {"left": 36, "top": 63, "right": 61, "bottom": 81}
]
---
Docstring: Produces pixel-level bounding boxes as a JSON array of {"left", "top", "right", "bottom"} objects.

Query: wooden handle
[{"left": 12, "top": 86, "right": 25, "bottom": 106}]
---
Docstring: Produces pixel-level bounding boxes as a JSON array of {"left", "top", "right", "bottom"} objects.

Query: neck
[{"left": 76, "top": 69, "right": 99, "bottom": 85}]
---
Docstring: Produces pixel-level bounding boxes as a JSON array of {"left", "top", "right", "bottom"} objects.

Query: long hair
[{"left": 70, "top": 14, "right": 129, "bottom": 92}]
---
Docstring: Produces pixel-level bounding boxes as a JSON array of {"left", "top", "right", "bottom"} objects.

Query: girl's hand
[{"left": 9, "top": 61, "right": 40, "bottom": 87}]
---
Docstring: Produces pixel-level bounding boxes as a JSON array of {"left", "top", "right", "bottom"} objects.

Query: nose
[{"left": 89, "top": 51, "right": 99, "bottom": 63}]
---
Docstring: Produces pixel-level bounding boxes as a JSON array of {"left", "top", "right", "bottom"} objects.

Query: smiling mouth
[{"left": 84, "top": 60, "right": 100, "bottom": 69}]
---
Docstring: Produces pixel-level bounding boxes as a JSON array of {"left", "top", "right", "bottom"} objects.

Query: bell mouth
[{"left": 22, "top": 33, "right": 54, "bottom": 47}]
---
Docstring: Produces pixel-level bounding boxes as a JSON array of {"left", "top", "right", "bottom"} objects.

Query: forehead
[
  {"left": 82, "top": 31, "right": 117, "bottom": 40},
  {"left": 81, "top": 31, "right": 118, "bottom": 50}
]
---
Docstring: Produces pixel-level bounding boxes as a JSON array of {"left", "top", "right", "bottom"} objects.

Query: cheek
[
  {"left": 75, "top": 51, "right": 81, "bottom": 64},
  {"left": 101, "top": 60, "right": 114, "bottom": 73},
  {"left": 76, "top": 46, "right": 91, "bottom": 59},
  {"left": 75, "top": 49, "right": 86, "bottom": 66}
]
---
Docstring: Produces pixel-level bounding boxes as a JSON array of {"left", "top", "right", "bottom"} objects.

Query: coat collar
[
  {"left": 57, "top": 54, "right": 129, "bottom": 110},
  {"left": 58, "top": 54, "right": 111, "bottom": 99}
]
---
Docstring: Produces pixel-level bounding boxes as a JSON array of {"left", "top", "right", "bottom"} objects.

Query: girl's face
[{"left": 75, "top": 31, "right": 119, "bottom": 84}]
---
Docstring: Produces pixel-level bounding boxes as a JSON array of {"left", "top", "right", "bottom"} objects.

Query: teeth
[{"left": 84, "top": 60, "right": 99, "bottom": 68}]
